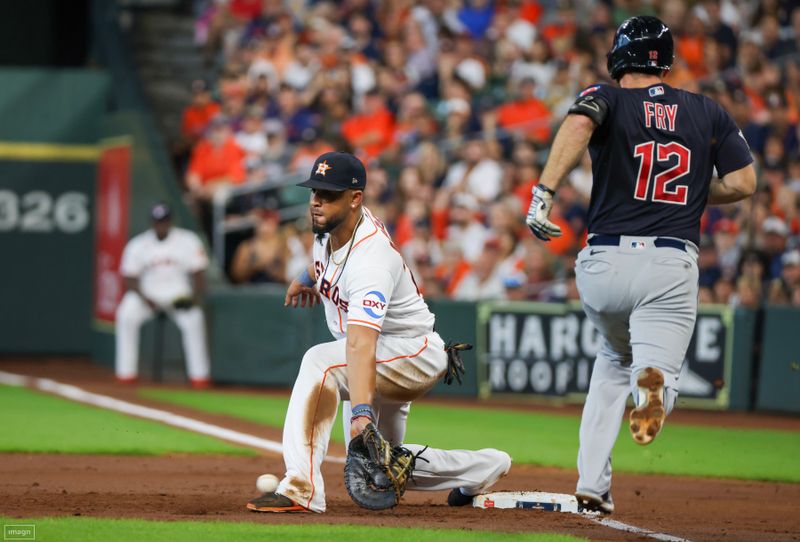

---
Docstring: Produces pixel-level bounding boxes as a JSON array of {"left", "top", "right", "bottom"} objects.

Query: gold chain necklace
[{"left": 327, "top": 214, "right": 363, "bottom": 270}]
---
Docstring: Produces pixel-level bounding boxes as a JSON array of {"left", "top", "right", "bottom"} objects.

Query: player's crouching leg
[{"left": 249, "top": 340, "right": 347, "bottom": 513}]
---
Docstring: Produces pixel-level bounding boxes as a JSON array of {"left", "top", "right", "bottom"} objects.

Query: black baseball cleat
[
  {"left": 575, "top": 491, "right": 614, "bottom": 514},
  {"left": 447, "top": 488, "right": 474, "bottom": 507},
  {"left": 246, "top": 492, "right": 310, "bottom": 513},
  {"left": 629, "top": 367, "right": 666, "bottom": 445}
]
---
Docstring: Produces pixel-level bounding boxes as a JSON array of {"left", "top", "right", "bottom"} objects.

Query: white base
[{"left": 473, "top": 491, "right": 596, "bottom": 514}]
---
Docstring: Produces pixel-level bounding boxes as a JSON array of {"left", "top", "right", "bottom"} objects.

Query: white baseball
[{"left": 256, "top": 473, "right": 279, "bottom": 493}]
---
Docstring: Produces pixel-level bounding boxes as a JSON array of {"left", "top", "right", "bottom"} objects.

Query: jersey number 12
[{"left": 633, "top": 141, "right": 691, "bottom": 205}]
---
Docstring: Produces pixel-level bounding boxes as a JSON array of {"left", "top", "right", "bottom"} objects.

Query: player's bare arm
[
  {"left": 708, "top": 164, "right": 757, "bottom": 205},
  {"left": 346, "top": 324, "right": 379, "bottom": 438},
  {"left": 539, "top": 114, "right": 596, "bottom": 192},
  {"left": 284, "top": 262, "right": 320, "bottom": 308},
  {"left": 526, "top": 114, "right": 595, "bottom": 241}
]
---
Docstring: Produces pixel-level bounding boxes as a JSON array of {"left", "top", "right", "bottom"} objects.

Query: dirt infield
[{"left": 1, "top": 358, "right": 799, "bottom": 542}]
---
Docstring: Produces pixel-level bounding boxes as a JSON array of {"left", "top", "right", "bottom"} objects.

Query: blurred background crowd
[{"left": 171, "top": 0, "right": 800, "bottom": 307}]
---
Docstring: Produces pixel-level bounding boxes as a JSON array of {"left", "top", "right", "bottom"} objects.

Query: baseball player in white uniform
[
  {"left": 247, "top": 152, "right": 511, "bottom": 513},
  {"left": 115, "top": 202, "right": 212, "bottom": 388}
]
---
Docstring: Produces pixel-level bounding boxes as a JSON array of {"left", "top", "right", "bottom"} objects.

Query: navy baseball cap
[
  {"left": 150, "top": 202, "right": 172, "bottom": 221},
  {"left": 299, "top": 152, "right": 366, "bottom": 191}
]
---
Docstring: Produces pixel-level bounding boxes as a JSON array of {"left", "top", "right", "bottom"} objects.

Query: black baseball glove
[
  {"left": 344, "top": 422, "right": 418, "bottom": 510},
  {"left": 172, "top": 296, "right": 195, "bottom": 310},
  {"left": 443, "top": 341, "right": 472, "bottom": 385}
]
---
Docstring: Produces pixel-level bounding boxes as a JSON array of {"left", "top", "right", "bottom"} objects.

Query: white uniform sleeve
[
  {"left": 119, "top": 239, "right": 142, "bottom": 277},
  {"left": 345, "top": 265, "right": 395, "bottom": 333},
  {"left": 184, "top": 232, "right": 209, "bottom": 272}
]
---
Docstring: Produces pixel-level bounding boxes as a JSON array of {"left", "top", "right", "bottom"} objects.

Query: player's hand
[
  {"left": 284, "top": 279, "right": 320, "bottom": 308},
  {"left": 526, "top": 184, "right": 562, "bottom": 241},
  {"left": 349, "top": 415, "right": 372, "bottom": 440}
]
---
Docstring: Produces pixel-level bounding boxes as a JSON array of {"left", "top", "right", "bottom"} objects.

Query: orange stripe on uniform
[
  {"left": 347, "top": 318, "right": 382, "bottom": 331},
  {"left": 304, "top": 335, "right": 430, "bottom": 509}
]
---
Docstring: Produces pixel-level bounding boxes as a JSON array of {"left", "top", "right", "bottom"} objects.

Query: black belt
[{"left": 588, "top": 234, "right": 686, "bottom": 252}]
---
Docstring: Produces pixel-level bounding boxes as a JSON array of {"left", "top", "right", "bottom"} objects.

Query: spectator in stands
[
  {"left": 439, "top": 192, "right": 490, "bottom": 264},
  {"left": 230, "top": 209, "right": 286, "bottom": 284},
  {"left": 733, "top": 274, "right": 762, "bottom": 308},
  {"left": 284, "top": 221, "right": 315, "bottom": 280},
  {"left": 186, "top": 115, "right": 246, "bottom": 202},
  {"left": 181, "top": 79, "right": 221, "bottom": 149},
  {"left": 453, "top": 238, "right": 506, "bottom": 300},
  {"left": 698, "top": 236, "right": 723, "bottom": 288},
  {"left": 712, "top": 218, "right": 741, "bottom": 279},
  {"left": 443, "top": 138, "right": 503, "bottom": 204},
  {"left": 235, "top": 105, "right": 268, "bottom": 158},
  {"left": 493, "top": 77, "right": 552, "bottom": 144},
  {"left": 341, "top": 89, "right": 396, "bottom": 159},
  {"left": 503, "top": 272, "right": 528, "bottom": 302},
  {"left": 714, "top": 277, "right": 735, "bottom": 305},
  {"left": 768, "top": 249, "right": 800, "bottom": 304},
  {"left": 288, "top": 128, "right": 335, "bottom": 175},
  {"left": 268, "top": 84, "right": 318, "bottom": 143},
  {"left": 762, "top": 216, "right": 790, "bottom": 278}
]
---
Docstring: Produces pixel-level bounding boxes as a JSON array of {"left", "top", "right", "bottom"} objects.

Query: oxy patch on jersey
[
  {"left": 361, "top": 290, "right": 387, "bottom": 319},
  {"left": 579, "top": 85, "right": 600, "bottom": 97}
]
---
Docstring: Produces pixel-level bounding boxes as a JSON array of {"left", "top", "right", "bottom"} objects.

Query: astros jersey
[
  {"left": 569, "top": 83, "right": 753, "bottom": 245},
  {"left": 120, "top": 227, "right": 208, "bottom": 306},
  {"left": 312, "top": 207, "right": 435, "bottom": 340}
]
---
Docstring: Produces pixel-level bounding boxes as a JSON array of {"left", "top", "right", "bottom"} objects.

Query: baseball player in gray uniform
[{"left": 526, "top": 16, "right": 756, "bottom": 513}]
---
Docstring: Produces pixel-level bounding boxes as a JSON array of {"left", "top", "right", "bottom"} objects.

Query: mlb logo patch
[
  {"left": 649, "top": 86, "right": 664, "bottom": 97},
  {"left": 631, "top": 241, "right": 647, "bottom": 249},
  {"left": 579, "top": 85, "right": 600, "bottom": 97}
]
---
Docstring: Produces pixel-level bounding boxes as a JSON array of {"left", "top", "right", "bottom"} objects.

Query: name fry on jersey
[{"left": 643, "top": 101, "right": 677, "bottom": 132}]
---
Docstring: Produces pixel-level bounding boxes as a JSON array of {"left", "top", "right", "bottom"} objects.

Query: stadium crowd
[{"left": 177, "top": 0, "right": 800, "bottom": 307}]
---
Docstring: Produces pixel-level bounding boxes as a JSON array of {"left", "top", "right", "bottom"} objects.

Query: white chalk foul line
[
  {"left": 0, "top": 370, "right": 345, "bottom": 464},
  {"left": 590, "top": 517, "right": 690, "bottom": 542}
]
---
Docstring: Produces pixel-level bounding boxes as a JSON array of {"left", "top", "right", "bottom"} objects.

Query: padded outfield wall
[{"left": 0, "top": 69, "right": 109, "bottom": 352}]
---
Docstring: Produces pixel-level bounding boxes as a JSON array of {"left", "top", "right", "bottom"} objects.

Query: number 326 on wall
[{"left": 0, "top": 190, "right": 89, "bottom": 233}]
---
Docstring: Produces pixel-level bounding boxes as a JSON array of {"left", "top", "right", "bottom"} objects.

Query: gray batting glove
[{"left": 526, "top": 184, "right": 562, "bottom": 242}]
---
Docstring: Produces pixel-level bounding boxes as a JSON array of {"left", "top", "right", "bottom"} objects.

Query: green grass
[
  {"left": 141, "top": 389, "right": 800, "bottom": 482},
  {"left": 0, "top": 517, "right": 586, "bottom": 542},
  {"left": 0, "top": 385, "right": 254, "bottom": 456}
]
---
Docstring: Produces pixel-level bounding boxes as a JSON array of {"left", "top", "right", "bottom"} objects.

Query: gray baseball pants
[{"left": 574, "top": 235, "right": 699, "bottom": 496}]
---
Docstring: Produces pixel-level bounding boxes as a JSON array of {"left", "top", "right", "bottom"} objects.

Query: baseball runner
[
  {"left": 526, "top": 16, "right": 756, "bottom": 513},
  {"left": 115, "top": 202, "right": 211, "bottom": 388},
  {"left": 247, "top": 152, "right": 511, "bottom": 513}
]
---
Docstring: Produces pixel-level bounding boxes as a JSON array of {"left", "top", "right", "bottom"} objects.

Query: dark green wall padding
[
  {"left": 756, "top": 306, "right": 800, "bottom": 413},
  {"left": 0, "top": 70, "right": 109, "bottom": 353}
]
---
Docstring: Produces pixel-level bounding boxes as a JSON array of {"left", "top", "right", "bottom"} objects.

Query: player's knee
[
  {"left": 485, "top": 449, "right": 512, "bottom": 479},
  {"left": 300, "top": 343, "right": 336, "bottom": 373},
  {"left": 116, "top": 295, "right": 143, "bottom": 324}
]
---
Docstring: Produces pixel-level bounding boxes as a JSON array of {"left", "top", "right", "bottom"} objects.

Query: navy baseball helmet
[{"left": 607, "top": 16, "right": 674, "bottom": 81}]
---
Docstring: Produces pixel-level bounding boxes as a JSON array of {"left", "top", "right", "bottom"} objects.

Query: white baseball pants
[
  {"left": 114, "top": 291, "right": 210, "bottom": 381},
  {"left": 275, "top": 331, "right": 511, "bottom": 512}
]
